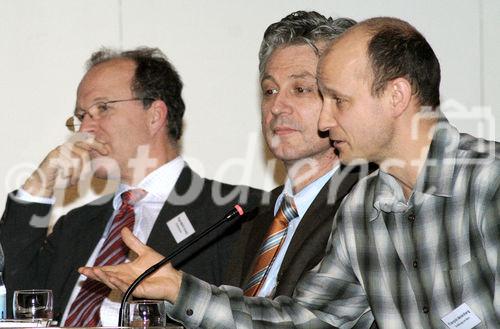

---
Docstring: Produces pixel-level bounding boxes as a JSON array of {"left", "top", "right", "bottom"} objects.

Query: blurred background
[{"left": 1, "top": 0, "right": 498, "bottom": 219}]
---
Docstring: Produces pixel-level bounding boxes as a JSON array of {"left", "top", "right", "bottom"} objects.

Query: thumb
[{"left": 120, "top": 227, "right": 147, "bottom": 255}]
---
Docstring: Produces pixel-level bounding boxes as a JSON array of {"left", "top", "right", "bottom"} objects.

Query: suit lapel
[
  {"left": 278, "top": 179, "right": 332, "bottom": 276},
  {"left": 146, "top": 166, "right": 209, "bottom": 265},
  {"left": 278, "top": 167, "right": 368, "bottom": 283}
]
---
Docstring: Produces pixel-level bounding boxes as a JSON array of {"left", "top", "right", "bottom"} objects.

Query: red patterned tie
[
  {"left": 243, "top": 194, "right": 298, "bottom": 297},
  {"left": 64, "top": 189, "right": 146, "bottom": 327}
]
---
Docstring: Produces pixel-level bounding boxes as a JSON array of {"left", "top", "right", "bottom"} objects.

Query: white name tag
[
  {"left": 166, "top": 212, "right": 195, "bottom": 243},
  {"left": 441, "top": 303, "right": 481, "bottom": 329}
]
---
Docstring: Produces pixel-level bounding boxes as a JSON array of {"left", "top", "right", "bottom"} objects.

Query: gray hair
[{"left": 259, "top": 11, "right": 356, "bottom": 78}]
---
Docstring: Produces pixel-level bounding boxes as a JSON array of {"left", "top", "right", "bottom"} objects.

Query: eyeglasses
[{"left": 65, "top": 97, "right": 155, "bottom": 132}]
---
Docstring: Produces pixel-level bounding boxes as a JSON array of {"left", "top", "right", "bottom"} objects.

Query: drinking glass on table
[
  {"left": 12, "top": 289, "right": 53, "bottom": 324},
  {"left": 123, "top": 300, "right": 167, "bottom": 328}
]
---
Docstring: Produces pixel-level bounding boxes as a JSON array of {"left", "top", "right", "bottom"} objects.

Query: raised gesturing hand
[{"left": 79, "top": 227, "right": 183, "bottom": 302}]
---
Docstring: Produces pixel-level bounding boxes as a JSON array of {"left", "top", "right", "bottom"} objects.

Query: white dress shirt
[
  {"left": 18, "top": 156, "right": 185, "bottom": 326},
  {"left": 256, "top": 164, "right": 339, "bottom": 297}
]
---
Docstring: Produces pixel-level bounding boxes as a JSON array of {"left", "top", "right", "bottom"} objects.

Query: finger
[
  {"left": 79, "top": 267, "right": 97, "bottom": 279},
  {"left": 61, "top": 143, "right": 94, "bottom": 185},
  {"left": 51, "top": 156, "right": 74, "bottom": 187},
  {"left": 69, "top": 134, "right": 108, "bottom": 156},
  {"left": 68, "top": 149, "right": 89, "bottom": 185},
  {"left": 79, "top": 267, "right": 120, "bottom": 290},
  {"left": 92, "top": 268, "right": 120, "bottom": 290},
  {"left": 97, "top": 264, "right": 125, "bottom": 276},
  {"left": 68, "top": 142, "right": 92, "bottom": 162},
  {"left": 54, "top": 154, "right": 80, "bottom": 187},
  {"left": 60, "top": 142, "right": 83, "bottom": 159},
  {"left": 108, "top": 275, "right": 132, "bottom": 293},
  {"left": 72, "top": 141, "right": 93, "bottom": 152},
  {"left": 121, "top": 227, "right": 149, "bottom": 255},
  {"left": 85, "top": 138, "right": 109, "bottom": 156}
]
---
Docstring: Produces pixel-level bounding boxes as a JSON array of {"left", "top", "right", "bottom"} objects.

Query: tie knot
[
  {"left": 121, "top": 189, "right": 147, "bottom": 206},
  {"left": 280, "top": 194, "right": 298, "bottom": 222}
]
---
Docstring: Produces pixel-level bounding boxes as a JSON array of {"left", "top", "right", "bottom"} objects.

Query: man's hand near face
[
  {"left": 79, "top": 227, "right": 183, "bottom": 303},
  {"left": 22, "top": 133, "right": 109, "bottom": 198}
]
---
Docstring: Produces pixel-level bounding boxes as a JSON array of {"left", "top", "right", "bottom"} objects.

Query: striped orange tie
[{"left": 244, "top": 194, "right": 298, "bottom": 297}]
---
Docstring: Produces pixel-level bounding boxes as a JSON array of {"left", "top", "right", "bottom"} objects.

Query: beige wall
[{"left": 1, "top": 0, "right": 499, "bottom": 218}]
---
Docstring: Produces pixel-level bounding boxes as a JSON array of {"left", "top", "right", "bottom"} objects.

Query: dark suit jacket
[
  {"left": 225, "top": 165, "right": 372, "bottom": 297},
  {"left": 0, "top": 166, "right": 263, "bottom": 321}
]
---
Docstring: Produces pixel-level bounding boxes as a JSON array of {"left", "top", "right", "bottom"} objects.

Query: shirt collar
[
  {"left": 277, "top": 164, "right": 340, "bottom": 219},
  {"left": 371, "top": 170, "right": 410, "bottom": 220},
  {"left": 370, "top": 117, "right": 459, "bottom": 221},
  {"left": 416, "top": 118, "right": 459, "bottom": 197},
  {"left": 113, "top": 156, "right": 185, "bottom": 210}
]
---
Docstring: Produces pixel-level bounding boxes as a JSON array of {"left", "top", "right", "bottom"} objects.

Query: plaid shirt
[{"left": 168, "top": 121, "right": 499, "bottom": 329}]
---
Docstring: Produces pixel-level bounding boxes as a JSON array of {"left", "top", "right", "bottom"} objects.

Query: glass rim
[
  {"left": 14, "top": 289, "right": 52, "bottom": 293},
  {"left": 125, "top": 299, "right": 164, "bottom": 304}
]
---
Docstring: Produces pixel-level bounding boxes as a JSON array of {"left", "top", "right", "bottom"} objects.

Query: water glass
[
  {"left": 12, "top": 290, "right": 53, "bottom": 322},
  {"left": 123, "top": 300, "right": 166, "bottom": 327}
]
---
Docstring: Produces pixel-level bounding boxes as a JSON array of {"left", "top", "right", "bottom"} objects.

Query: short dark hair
[
  {"left": 361, "top": 17, "right": 441, "bottom": 108},
  {"left": 87, "top": 47, "right": 185, "bottom": 141},
  {"left": 259, "top": 11, "right": 356, "bottom": 79}
]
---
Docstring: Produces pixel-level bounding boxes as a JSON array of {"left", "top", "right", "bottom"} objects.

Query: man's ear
[
  {"left": 387, "top": 77, "right": 412, "bottom": 118},
  {"left": 148, "top": 100, "right": 168, "bottom": 134}
]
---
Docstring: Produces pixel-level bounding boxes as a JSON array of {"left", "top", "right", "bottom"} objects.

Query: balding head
[{"left": 324, "top": 17, "right": 441, "bottom": 109}]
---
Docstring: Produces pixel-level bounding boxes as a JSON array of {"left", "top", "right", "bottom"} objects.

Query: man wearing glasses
[{"left": 0, "top": 48, "right": 263, "bottom": 326}]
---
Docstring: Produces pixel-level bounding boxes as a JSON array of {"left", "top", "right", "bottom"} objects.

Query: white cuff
[{"left": 16, "top": 188, "right": 56, "bottom": 205}]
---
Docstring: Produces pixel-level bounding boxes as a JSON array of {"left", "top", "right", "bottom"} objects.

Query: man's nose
[
  {"left": 318, "top": 99, "right": 338, "bottom": 132},
  {"left": 270, "top": 92, "right": 293, "bottom": 116},
  {"left": 79, "top": 113, "right": 97, "bottom": 133}
]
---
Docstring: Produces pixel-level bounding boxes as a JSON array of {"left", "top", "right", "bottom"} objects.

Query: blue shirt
[{"left": 257, "top": 165, "right": 339, "bottom": 297}]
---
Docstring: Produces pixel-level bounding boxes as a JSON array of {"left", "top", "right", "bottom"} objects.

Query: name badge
[
  {"left": 441, "top": 303, "right": 481, "bottom": 329},
  {"left": 167, "top": 212, "right": 195, "bottom": 243}
]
